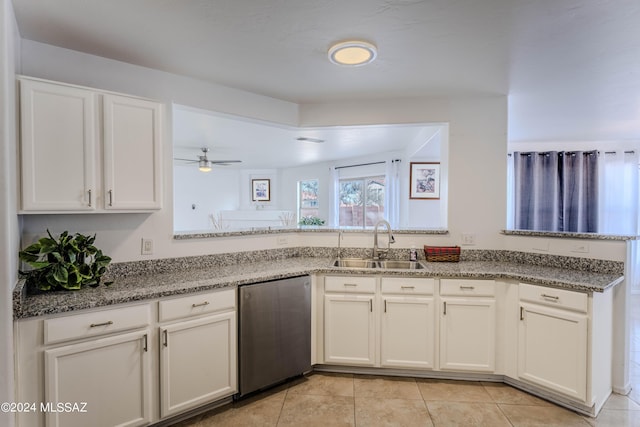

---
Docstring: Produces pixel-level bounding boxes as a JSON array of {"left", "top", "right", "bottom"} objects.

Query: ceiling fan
[{"left": 173, "top": 147, "right": 242, "bottom": 172}]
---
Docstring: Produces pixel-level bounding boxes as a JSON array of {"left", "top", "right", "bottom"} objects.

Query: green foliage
[
  {"left": 298, "top": 216, "right": 325, "bottom": 226},
  {"left": 19, "top": 230, "right": 113, "bottom": 291}
]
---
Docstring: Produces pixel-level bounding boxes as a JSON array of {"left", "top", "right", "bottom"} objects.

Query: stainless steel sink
[
  {"left": 331, "top": 258, "right": 424, "bottom": 270},
  {"left": 332, "top": 259, "right": 378, "bottom": 268},
  {"left": 378, "top": 260, "right": 424, "bottom": 270}
]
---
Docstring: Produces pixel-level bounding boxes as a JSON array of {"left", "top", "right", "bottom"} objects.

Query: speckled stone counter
[{"left": 13, "top": 249, "right": 624, "bottom": 320}]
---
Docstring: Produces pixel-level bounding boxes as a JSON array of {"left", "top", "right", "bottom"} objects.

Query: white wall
[
  {"left": 17, "top": 39, "right": 629, "bottom": 265},
  {"left": 19, "top": 41, "right": 301, "bottom": 261},
  {"left": 299, "top": 96, "right": 507, "bottom": 249},
  {"left": 0, "top": 0, "right": 20, "bottom": 423},
  {"left": 173, "top": 165, "right": 241, "bottom": 232}
]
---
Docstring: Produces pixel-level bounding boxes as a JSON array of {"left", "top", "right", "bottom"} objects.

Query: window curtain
[
  {"left": 599, "top": 151, "right": 639, "bottom": 235},
  {"left": 385, "top": 159, "right": 401, "bottom": 228},
  {"left": 328, "top": 166, "right": 339, "bottom": 227},
  {"left": 513, "top": 151, "right": 598, "bottom": 232}
]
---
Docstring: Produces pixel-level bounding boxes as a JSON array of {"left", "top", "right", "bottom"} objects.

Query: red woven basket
[{"left": 424, "top": 245, "right": 461, "bottom": 262}]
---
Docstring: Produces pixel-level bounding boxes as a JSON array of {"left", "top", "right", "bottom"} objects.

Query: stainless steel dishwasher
[{"left": 238, "top": 275, "right": 311, "bottom": 397}]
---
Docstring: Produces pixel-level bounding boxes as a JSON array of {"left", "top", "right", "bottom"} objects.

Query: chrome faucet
[
  {"left": 372, "top": 220, "right": 395, "bottom": 260},
  {"left": 337, "top": 230, "right": 343, "bottom": 260}
]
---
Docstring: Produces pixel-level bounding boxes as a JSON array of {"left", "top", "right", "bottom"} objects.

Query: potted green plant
[
  {"left": 298, "top": 216, "right": 325, "bottom": 226},
  {"left": 19, "top": 230, "right": 113, "bottom": 291}
]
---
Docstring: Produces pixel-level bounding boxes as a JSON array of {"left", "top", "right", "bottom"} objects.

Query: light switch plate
[{"left": 141, "top": 238, "right": 153, "bottom": 255}]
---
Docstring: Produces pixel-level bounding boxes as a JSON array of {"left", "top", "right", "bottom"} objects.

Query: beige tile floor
[{"left": 174, "top": 295, "right": 640, "bottom": 427}]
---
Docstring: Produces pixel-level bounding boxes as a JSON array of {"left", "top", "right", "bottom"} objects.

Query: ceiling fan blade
[
  {"left": 173, "top": 158, "right": 199, "bottom": 162},
  {"left": 209, "top": 160, "right": 242, "bottom": 164}
]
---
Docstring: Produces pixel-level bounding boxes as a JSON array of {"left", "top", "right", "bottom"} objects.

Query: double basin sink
[{"left": 332, "top": 258, "right": 424, "bottom": 270}]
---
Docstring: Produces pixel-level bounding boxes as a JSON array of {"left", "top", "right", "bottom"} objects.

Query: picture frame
[
  {"left": 251, "top": 179, "right": 271, "bottom": 202},
  {"left": 409, "top": 162, "right": 440, "bottom": 199}
]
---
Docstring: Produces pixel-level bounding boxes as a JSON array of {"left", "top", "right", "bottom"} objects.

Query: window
[
  {"left": 339, "top": 175, "right": 385, "bottom": 228},
  {"left": 298, "top": 179, "right": 319, "bottom": 221}
]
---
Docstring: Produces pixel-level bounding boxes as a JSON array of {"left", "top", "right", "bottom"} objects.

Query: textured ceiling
[{"left": 11, "top": 0, "right": 640, "bottom": 141}]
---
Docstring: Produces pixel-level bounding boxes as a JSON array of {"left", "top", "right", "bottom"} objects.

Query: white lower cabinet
[
  {"left": 439, "top": 279, "right": 496, "bottom": 372},
  {"left": 380, "top": 278, "right": 436, "bottom": 369},
  {"left": 324, "top": 276, "right": 377, "bottom": 366},
  {"left": 44, "top": 330, "right": 152, "bottom": 427},
  {"left": 159, "top": 310, "right": 237, "bottom": 418},
  {"left": 14, "top": 289, "right": 237, "bottom": 427},
  {"left": 518, "top": 283, "right": 589, "bottom": 402}
]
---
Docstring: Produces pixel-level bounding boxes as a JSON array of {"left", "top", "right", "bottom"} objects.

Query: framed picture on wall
[
  {"left": 251, "top": 179, "right": 271, "bottom": 201},
  {"left": 409, "top": 162, "right": 440, "bottom": 199}
]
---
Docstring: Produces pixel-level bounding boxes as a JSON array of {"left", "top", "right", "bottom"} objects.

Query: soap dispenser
[{"left": 409, "top": 245, "right": 418, "bottom": 262}]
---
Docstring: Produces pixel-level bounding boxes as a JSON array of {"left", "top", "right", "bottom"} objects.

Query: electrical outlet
[
  {"left": 141, "top": 238, "right": 153, "bottom": 255},
  {"left": 461, "top": 233, "right": 476, "bottom": 245}
]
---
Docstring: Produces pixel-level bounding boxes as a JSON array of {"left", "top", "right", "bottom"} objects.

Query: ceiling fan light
[
  {"left": 328, "top": 41, "right": 377, "bottom": 66},
  {"left": 199, "top": 159, "right": 212, "bottom": 172}
]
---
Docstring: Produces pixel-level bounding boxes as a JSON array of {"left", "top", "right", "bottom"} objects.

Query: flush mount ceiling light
[{"left": 328, "top": 40, "right": 377, "bottom": 66}]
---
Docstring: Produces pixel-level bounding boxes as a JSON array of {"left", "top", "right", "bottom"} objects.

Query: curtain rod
[
  {"left": 509, "top": 150, "right": 635, "bottom": 156},
  {"left": 335, "top": 159, "right": 401, "bottom": 170}
]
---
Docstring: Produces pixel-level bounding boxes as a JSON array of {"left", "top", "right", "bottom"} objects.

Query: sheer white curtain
[
  {"left": 599, "top": 151, "right": 639, "bottom": 235},
  {"left": 506, "top": 154, "right": 514, "bottom": 229},
  {"left": 328, "top": 166, "right": 339, "bottom": 227},
  {"left": 385, "top": 159, "right": 401, "bottom": 228}
]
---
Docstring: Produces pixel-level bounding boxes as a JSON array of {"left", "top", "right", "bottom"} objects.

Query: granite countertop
[{"left": 13, "top": 256, "right": 624, "bottom": 320}]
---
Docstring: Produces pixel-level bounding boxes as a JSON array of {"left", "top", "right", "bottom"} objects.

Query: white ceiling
[
  {"left": 11, "top": 0, "right": 640, "bottom": 142},
  {"left": 172, "top": 105, "right": 442, "bottom": 169}
]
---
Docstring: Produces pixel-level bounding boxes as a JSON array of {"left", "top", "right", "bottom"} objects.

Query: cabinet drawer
[
  {"left": 44, "top": 304, "right": 150, "bottom": 345},
  {"left": 325, "top": 276, "right": 376, "bottom": 294},
  {"left": 381, "top": 277, "right": 435, "bottom": 295},
  {"left": 519, "top": 283, "right": 588, "bottom": 313},
  {"left": 159, "top": 288, "right": 236, "bottom": 322},
  {"left": 440, "top": 279, "right": 495, "bottom": 296}
]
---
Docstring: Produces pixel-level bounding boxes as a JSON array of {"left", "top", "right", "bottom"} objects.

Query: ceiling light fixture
[
  {"left": 296, "top": 137, "right": 325, "bottom": 143},
  {"left": 328, "top": 40, "right": 377, "bottom": 66},
  {"left": 198, "top": 159, "right": 212, "bottom": 172}
]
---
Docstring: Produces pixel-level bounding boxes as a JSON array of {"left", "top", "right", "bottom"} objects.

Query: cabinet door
[
  {"left": 103, "top": 94, "right": 162, "bottom": 210},
  {"left": 324, "top": 294, "right": 375, "bottom": 366},
  {"left": 381, "top": 296, "right": 435, "bottom": 369},
  {"left": 160, "top": 311, "right": 237, "bottom": 418},
  {"left": 44, "top": 330, "right": 151, "bottom": 427},
  {"left": 439, "top": 298, "right": 496, "bottom": 372},
  {"left": 20, "top": 79, "right": 97, "bottom": 211},
  {"left": 518, "top": 302, "right": 587, "bottom": 401}
]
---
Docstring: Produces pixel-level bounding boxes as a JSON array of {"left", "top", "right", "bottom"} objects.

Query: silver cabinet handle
[
  {"left": 344, "top": 283, "right": 358, "bottom": 287},
  {"left": 370, "top": 300, "right": 373, "bottom": 312},
  {"left": 520, "top": 306, "right": 524, "bottom": 320},
  {"left": 401, "top": 286, "right": 415, "bottom": 290},
  {"left": 143, "top": 334, "right": 148, "bottom": 352},
  {"left": 90, "top": 320, "right": 113, "bottom": 328},
  {"left": 384, "top": 300, "right": 387, "bottom": 313},
  {"left": 443, "top": 301, "right": 447, "bottom": 315},
  {"left": 192, "top": 301, "right": 210, "bottom": 308},
  {"left": 163, "top": 329, "right": 168, "bottom": 347},
  {"left": 88, "top": 189, "right": 92, "bottom": 207},
  {"left": 460, "top": 286, "right": 475, "bottom": 290},
  {"left": 108, "top": 190, "right": 113, "bottom": 206},
  {"left": 541, "top": 294, "right": 559, "bottom": 301}
]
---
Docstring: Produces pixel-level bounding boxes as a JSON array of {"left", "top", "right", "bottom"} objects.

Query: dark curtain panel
[
  {"left": 560, "top": 151, "right": 598, "bottom": 232},
  {"left": 513, "top": 151, "right": 598, "bottom": 232}
]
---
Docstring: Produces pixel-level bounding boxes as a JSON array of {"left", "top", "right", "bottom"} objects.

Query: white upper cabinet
[
  {"left": 19, "top": 77, "right": 163, "bottom": 213},
  {"left": 102, "top": 94, "right": 162, "bottom": 210},
  {"left": 20, "top": 78, "right": 98, "bottom": 211}
]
